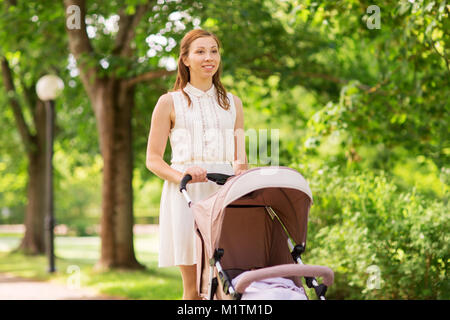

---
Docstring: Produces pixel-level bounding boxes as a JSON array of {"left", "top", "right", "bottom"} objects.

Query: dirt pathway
[{"left": 0, "top": 273, "right": 125, "bottom": 300}]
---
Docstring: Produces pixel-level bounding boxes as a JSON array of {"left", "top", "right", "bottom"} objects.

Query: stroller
[{"left": 180, "top": 166, "right": 334, "bottom": 300}]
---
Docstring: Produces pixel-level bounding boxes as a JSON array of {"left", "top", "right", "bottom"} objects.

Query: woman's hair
[{"left": 171, "top": 29, "right": 230, "bottom": 110}]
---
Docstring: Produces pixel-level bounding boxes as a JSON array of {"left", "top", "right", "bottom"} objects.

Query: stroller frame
[
  {"left": 180, "top": 169, "right": 333, "bottom": 300},
  {"left": 204, "top": 205, "right": 328, "bottom": 300}
]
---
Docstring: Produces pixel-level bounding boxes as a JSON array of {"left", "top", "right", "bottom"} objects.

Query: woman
[{"left": 146, "top": 29, "right": 248, "bottom": 300}]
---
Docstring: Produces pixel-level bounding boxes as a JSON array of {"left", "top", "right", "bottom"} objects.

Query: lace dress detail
[{"left": 169, "top": 82, "right": 236, "bottom": 164}]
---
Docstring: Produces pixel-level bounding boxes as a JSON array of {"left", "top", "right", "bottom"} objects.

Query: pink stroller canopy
[{"left": 192, "top": 166, "right": 313, "bottom": 269}]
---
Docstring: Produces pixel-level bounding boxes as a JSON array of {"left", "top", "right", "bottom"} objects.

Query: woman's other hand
[{"left": 233, "top": 162, "right": 248, "bottom": 176}]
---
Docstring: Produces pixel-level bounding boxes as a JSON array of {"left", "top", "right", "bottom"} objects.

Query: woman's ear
[{"left": 182, "top": 56, "right": 189, "bottom": 67}]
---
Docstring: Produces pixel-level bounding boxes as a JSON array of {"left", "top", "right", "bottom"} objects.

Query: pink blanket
[{"left": 232, "top": 272, "right": 307, "bottom": 300}]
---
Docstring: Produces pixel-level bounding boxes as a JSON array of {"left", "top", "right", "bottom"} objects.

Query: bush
[
  {"left": 299, "top": 165, "right": 449, "bottom": 299},
  {"left": 69, "top": 219, "right": 99, "bottom": 237}
]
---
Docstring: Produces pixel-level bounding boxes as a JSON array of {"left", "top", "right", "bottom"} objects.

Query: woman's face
[{"left": 184, "top": 36, "right": 220, "bottom": 79}]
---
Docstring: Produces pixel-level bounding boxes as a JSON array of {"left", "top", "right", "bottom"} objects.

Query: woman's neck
[{"left": 188, "top": 78, "right": 213, "bottom": 92}]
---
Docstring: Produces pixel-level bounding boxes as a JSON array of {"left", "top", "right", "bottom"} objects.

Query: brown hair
[{"left": 171, "top": 29, "right": 230, "bottom": 110}]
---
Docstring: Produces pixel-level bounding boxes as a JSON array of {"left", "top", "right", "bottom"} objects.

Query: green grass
[{"left": 0, "top": 232, "right": 183, "bottom": 299}]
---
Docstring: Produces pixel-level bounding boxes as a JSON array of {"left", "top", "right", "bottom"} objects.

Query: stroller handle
[
  {"left": 179, "top": 173, "right": 234, "bottom": 192},
  {"left": 179, "top": 173, "right": 234, "bottom": 207}
]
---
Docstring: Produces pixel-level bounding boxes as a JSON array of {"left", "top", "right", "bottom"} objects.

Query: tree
[
  {"left": 63, "top": 0, "right": 181, "bottom": 269},
  {"left": 278, "top": 0, "right": 449, "bottom": 171},
  {"left": 0, "top": 56, "right": 48, "bottom": 254},
  {"left": 0, "top": 0, "right": 69, "bottom": 254}
]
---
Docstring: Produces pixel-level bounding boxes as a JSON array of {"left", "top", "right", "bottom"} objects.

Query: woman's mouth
[{"left": 202, "top": 65, "right": 215, "bottom": 70}]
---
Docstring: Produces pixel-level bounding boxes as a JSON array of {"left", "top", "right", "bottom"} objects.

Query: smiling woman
[{"left": 146, "top": 29, "right": 248, "bottom": 300}]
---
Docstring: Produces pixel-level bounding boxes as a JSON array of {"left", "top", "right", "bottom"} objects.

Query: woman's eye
[{"left": 196, "top": 50, "right": 218, "bottom": 54}]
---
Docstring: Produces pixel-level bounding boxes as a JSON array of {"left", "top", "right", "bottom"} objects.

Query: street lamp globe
[{"left": 36, "top": 74, "right": 64, "bottom": 101}]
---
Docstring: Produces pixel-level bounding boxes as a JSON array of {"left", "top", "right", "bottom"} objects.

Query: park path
[
  {"left": 0, "top": 273, "right": 125, "bottom": 300},
  {"left": 0, "top": 224, "right": 159, "bottom": 300}
]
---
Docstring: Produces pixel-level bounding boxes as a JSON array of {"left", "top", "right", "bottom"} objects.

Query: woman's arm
[
  {"left": 233, "top": 95, "right": 248, "bottom": 175},
  {"left": 146, "top": 93, "right": 184, "bottom": 184}
]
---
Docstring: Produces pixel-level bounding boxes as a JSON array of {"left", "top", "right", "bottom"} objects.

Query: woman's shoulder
[
  {"left": 167, "top": 89, "right": 183, "bottom": 94},
  {"left": 225, "top": 90, "right": 240, "bottom": 101},
  {"left": 228, "top": 92, "right": 243, "bottom": 110},
  {"left": 165, "top": 89, "right": 186, "bottom": 102},
  {"left": 157, "top": 92, "right": 175, "bottom": 106},
  {"left": 153, "top": 92, "right": 176, "bottom": 116}
]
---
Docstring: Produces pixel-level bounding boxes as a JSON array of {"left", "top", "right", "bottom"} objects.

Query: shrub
[{"left": 299, "top": 166, "right": 449, "bottom": 299}]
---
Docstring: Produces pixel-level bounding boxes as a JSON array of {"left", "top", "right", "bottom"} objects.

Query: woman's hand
[
  {"left": 182, "top": 166, "right": 208, "bottom": 184},
  {"left": 233, "top": 162, "right": 248, "bottom": 176}
]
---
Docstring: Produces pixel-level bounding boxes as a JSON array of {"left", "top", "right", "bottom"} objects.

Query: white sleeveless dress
[{"left": 158, "top": 82, "right": 237, "bottom": 267}]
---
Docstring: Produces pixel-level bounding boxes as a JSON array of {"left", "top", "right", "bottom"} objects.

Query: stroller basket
[{"left": 180, "top": 166, "right": 334, "bottom": 300}]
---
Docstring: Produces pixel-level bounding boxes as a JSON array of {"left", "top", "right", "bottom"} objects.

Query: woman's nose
[{"left": 205, "top": 52, "right": 214, "bottom": 60}]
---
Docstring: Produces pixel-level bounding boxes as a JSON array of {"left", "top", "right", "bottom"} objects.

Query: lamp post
[{"left": 36, "top": 75, "right": 64, "bottom": 273}]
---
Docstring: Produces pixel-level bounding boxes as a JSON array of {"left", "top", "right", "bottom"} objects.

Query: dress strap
[{"left": 227, "top": 92, "right": 237, "bottom": 128}]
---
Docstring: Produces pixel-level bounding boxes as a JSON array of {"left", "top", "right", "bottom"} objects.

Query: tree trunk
[
  {"left": 18, "top": 151, "right": 47, "bottom": 254},
  {"left": 63, "top": 0, "right": 146, "bottom": 270},
  {"left": 93, "top": 79, "right": 144, "bottom": 270},
  {"left": 18, "top": 101, "right": 47, "bottom": 255},
  {"left": 1, "top": 56, "right": 49, "bottom": 255}
]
